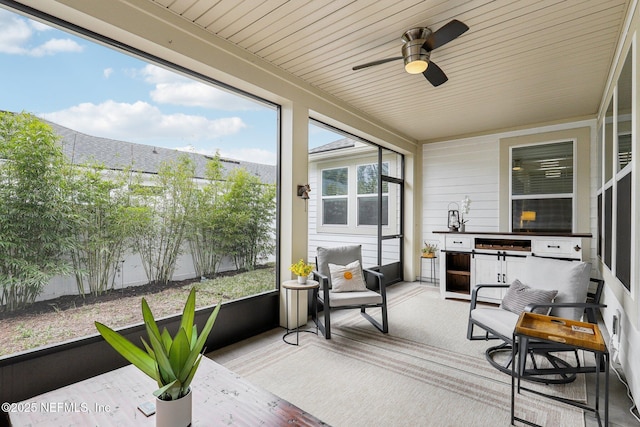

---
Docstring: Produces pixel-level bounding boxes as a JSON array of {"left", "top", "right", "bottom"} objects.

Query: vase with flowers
[
  {"left": 460, "top": 196, "right": 471, "bottom": 232},
  {"left": 290, "top": 259, "right": 314, "bottom": 284}
]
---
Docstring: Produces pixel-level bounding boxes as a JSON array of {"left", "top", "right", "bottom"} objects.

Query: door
[
  {"left": 471, "top": 253, "right": 503, "bottom": 301},
  {"left": 378, "top": 149, "right": 404, "bottom": 286}
]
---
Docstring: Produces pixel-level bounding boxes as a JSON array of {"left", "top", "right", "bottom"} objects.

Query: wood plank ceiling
[{"left": 148, "top": 0, "right": 631, "bottom": 142}]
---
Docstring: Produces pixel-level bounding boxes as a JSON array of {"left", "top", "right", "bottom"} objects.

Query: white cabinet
[
  {"left": 471, "top": 253, "right": 526, "bottom": 303},
  {"left": 436, "top": 232, "right": 589, "bottom": 303}
]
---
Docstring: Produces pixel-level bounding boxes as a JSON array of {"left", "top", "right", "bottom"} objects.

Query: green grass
[
  {"left": 194, "top": 267, "right": 277, "bottom": 301},
  {"left": 1, "top": 265, "right": 277, "bottom": 356}
]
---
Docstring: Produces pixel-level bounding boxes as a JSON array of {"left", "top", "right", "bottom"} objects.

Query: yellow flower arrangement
[{"left": 289, "top": 259, "right": 314, "bottom": 277}]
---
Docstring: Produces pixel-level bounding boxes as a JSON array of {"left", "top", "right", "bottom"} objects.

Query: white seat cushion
[
  {"left": 319, "top": 289, "right": 383, "bottom": 307},
  {"left": 471, "top": 306, "right": 520, "bottom": 339}
]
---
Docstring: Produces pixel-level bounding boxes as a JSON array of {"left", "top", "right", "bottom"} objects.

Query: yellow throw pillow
[{"left": 328, "top": 260, "right": 367, "bottom": 292}]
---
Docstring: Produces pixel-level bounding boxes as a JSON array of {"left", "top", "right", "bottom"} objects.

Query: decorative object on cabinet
[
  {"left": 460, "top": 196, "right": 471, "bottom": 231},
  {"left": 447, "top": 202, "right": 460, "bottom": 231},
  {"left": 313, "top": 245, "right": 388, "bottom": 339}
]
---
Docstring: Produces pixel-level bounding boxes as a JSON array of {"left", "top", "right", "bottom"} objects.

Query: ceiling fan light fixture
[
  {"left": 405, "top": 58, "right": 428, "bottom": 74},
  {"left": 402, "top": 37, "right": 430, "bottom": 74}
]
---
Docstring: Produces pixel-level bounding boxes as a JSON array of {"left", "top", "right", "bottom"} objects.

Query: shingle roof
[
  {"left": 45, "top": 120, "right": 276, "bottom": 184},
  {"left": 309, "top": 137, "right": 355, "bottom": 154}
]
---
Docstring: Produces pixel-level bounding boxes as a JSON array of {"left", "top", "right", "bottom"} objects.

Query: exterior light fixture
[
  {"left": 297, "top": 184, "right": 311, "bottom": 212},
  {"left": 297, "top": 184, "right": 310, "bottom": 199}
]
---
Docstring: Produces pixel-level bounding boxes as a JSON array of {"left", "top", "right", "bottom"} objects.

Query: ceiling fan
[{"left": 352, "top": 19, "right": 469, "bottom": 87}]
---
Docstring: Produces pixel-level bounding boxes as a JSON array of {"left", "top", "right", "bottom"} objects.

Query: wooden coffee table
[{"left": 9, "top": 356, "right": 327, "bottom": 426}]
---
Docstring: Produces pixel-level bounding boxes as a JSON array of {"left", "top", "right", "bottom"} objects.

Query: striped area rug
[{"left": 220, "top": 283, "right": 586, "bottom": 427}]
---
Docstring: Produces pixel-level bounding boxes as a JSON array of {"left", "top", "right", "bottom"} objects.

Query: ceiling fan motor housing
[{"left": 401, "top": 28, "right": 431, "bottom": 73}]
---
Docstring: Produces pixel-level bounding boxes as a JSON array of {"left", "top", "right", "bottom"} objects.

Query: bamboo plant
[{"left": 95, "top": 287, "right": 221, "bottom": 400}]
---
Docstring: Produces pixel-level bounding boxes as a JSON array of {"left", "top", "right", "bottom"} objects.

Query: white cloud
[
  {"left": 0, "top": 10, "right": 34, "bottom": 54},
  {"left": 103, "top": 68, "right": 114, "bottom": 78},
  {"left": 139, "top": 64, "right": 261, "bottom": 111},
  {"left": 0, "top": 9, "right": 83, "bottom": 56},
  {"left": 29, "top": 38, "right": 83, "bottom": 57},
  {"left": 41, "top": 100, "right": 246, "bottom": 144}
]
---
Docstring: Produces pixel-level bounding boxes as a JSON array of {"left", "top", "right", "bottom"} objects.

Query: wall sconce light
[
  {"left": 297, "top": 184, "right": 311, "bottom": 211},
  {"left": 297, "top": 184, "right": 310, "bottom": 199}
]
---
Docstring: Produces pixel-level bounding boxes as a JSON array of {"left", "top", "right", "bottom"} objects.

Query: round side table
[{"left": 282, "top": 279, "right": 319, "bottom": 345}]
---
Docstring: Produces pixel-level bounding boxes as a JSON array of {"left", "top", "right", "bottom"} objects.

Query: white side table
[{"left": 282, "top": 279, "right": 319, "bottom": 345}]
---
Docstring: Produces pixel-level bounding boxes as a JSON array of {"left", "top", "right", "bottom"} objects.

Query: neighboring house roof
[
  {"left": 309, "top": 137, "right": 355, "bottom": 154},
  {"left": 44, "top": 119, "right": 276, "bottom": 184}
]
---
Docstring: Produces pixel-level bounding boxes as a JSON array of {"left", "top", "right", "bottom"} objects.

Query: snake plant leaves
[{"left": 95, "top": 287, "right": 221, "bottom": 400}]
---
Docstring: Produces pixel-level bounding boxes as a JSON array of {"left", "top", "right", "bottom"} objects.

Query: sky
[{"left": 0, "top": 8, "right": 339, "bottom": 166}]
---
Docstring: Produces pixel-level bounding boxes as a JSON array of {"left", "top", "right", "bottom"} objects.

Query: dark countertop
[{"left": 433, "top": 231, "right": 592, "bottom": 238}]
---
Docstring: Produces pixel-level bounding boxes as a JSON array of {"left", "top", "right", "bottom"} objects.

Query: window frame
[
  {"left": 509, "top": 139, "right": 577, "bottom": 233},
  {"left": 321, "top": 166, "right": 349, "bottom": 226},
  {"left": 316, "top": 156, "right": 397, "bottom": 235},
  {"left": 356, "top": 161, "right": 389, "bottom": 227}
]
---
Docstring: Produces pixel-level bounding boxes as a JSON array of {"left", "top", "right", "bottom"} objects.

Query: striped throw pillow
[{"left": 500, "top": 279, "right": 558, "bottom": 315}]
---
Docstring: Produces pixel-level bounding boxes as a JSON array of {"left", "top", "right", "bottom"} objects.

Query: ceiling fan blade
[
  {"left": 423, "top": 61, "right": 448, "bottom": 86},
  {"left": 423, "top": 19, "right": 469, "bottom": 51},
  {"left": 352, "top": 56, "right": 403, "bottom": 71}
]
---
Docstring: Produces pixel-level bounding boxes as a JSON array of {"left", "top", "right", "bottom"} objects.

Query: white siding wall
[
  {"left": 422, "top": 136, "right": 500, "bottom": 282},
  {"left": 422, "top": 120, "right": 596, "bottom": 282},
  {"left": 307, "top": 156, "right": 397, "bottom": 269},
  {"left": 36, "top": 247, "right": 242, "bottom": 302}
]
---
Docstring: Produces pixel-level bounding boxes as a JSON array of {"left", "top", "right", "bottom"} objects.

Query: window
[
  {"left": 357, "top": 162, "right": 389, "bottom": 226},
  {"left": 511, "top": 141, "right": 574, "bottom": 233},
  {"left": 0, "top": 8, "right": 279, "bottom": 357},
  {"left": 322, "top": 167, "right": 348, "bottom": 225}
]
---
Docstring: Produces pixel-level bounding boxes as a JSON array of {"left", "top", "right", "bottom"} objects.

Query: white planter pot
[
  {"left": 155, "top": 388, "right": 192, "bottom": 427},
  {"left": 297, "top": 275, "right": 308, "bottom": 284}
]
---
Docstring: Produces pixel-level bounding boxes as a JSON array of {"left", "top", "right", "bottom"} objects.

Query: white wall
[
  {"left": 36, "top": 248, "right": 247, "bottom": 302},
  {"left": 307, "top": 151, "right": 399, "bottom": 269}
]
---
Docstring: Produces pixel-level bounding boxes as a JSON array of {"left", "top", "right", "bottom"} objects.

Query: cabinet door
[
  {"left": 503, "top": 255, "right": 526, "bottom": 285},
  {"left": 471, "top": 253, "right": 502, "bottom": 301}
]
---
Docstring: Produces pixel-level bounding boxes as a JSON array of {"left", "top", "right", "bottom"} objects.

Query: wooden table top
[
  {"left": 515, "top": 312, "right": 607, "bottom": 353},
  {"left": 9, "top": 356, "right": 327, "bottom": 426},
  {"left": 282, "top": 279, "right": 319, "bottom": 290}
]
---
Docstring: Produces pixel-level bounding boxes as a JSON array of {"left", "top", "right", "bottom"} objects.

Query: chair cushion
[
  {"left": 520, "top": 256, "right": 590, "bottom": 320},
  {"left": 500, "top": 279, "right": 557, "bottom": 315},
  {"left": 319, "top": 289, "right": 383, "bottom": 307},
  {"left": 329, "top": 260, "right": 367, "bottom": 292},
  {"left": 471, "top": 306, "right": 520, "bottom": 339},
  {"left": 317, "top": 245, "right": 363, "bottom": 288}
]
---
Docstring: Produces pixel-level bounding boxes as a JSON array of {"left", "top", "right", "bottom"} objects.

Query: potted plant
[
  {"left": 290, "top": 259, "right": 314, "bottom": 283},
  {"left": 422, "top": 242, "right": 438, "bottom": 258},
  {"left": 95, "top": 287, "right": 221, "bottom": 427}
]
